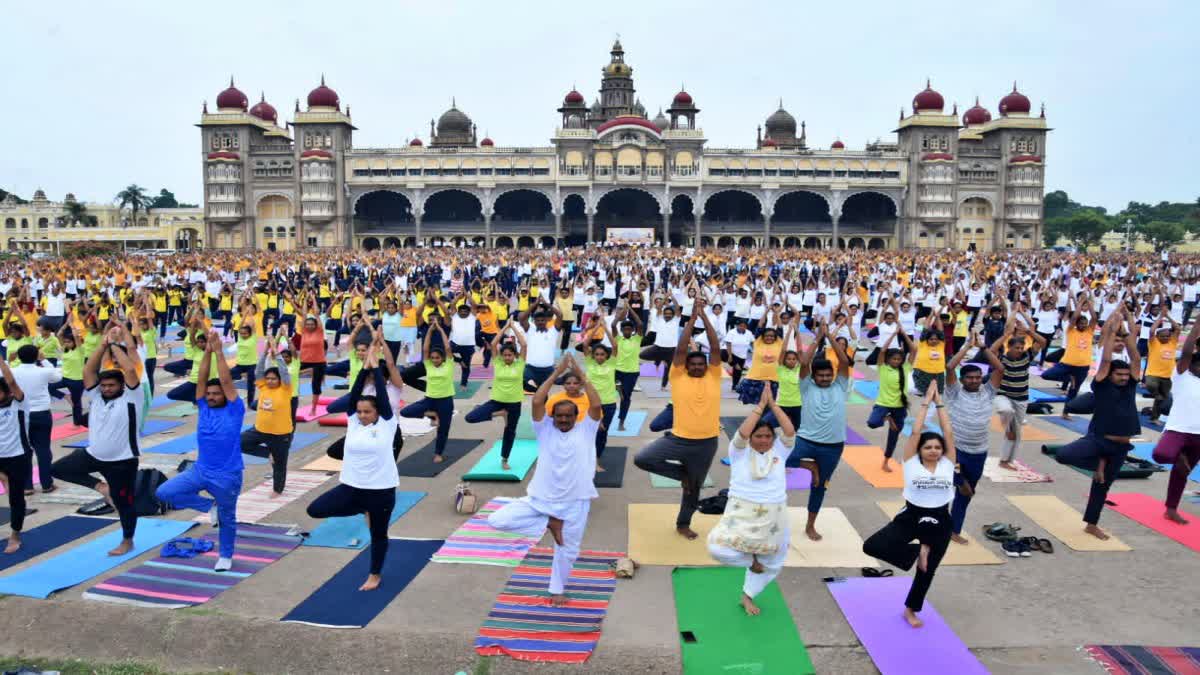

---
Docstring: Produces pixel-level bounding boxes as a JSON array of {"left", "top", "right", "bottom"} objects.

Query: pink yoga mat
[
  {"left": 785, "top": 468, "right": 812, "bottom": 490},
  {"left": 827, "top": 577, "right": 987, "bottom": 675},
  {"left": 1108, "top": 492, "right": 1200, "bottom": 553},
  {"left": 469, "top": 366, "right": 493, "bottom": 380},
  {"left": 318, "top": 414, "right": 348, "bottom": 427},
  {"left": 51, "top": 424, "right": 88, "bottom": 441},
  {"left": 295, "top": 405, "right": 330, "bottom": 422}
]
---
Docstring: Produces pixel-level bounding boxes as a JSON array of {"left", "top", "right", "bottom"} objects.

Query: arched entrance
[
  {"left": 668, "top": 194, "right": 694, "bottom": 247},
  {"left": 700, "top": 236, "right": 715, "bottom": 247},
  {"left": 562, "top": 194, "right": 587, "bottom": 246},
  {"left": 595, "top": 189, "right": 660, "bottom": 242},
  {"left": 383, "top": 236, "right": 402, "bottom": 249},
  {"left": 494, "top": 236, "right": 514, "bottom": 248},
  {"left": 840, "top": 192, "right": 897, "bottom": 240},
  {"left": 803, "top": 237, "right": 821, "bottom": 249},
  {"left": 868, "top": 237, "right": 887, "bottom": 250},
  {"left": 737, "top": 236, "right": 756, "bottom": 247},
  {"left": 403, "top": 236, "right": 418, "bottom": 248},
  {"left": 471, "top": 236, "right": 487, "bottom": 247},
  {"left": 517, "top": 236, "right": 536, "bottom": 248},
  {"left": 773, "top": 191, "right": 831, "bottom": 233},
  {"left": 450, "top": 236, "right": 467, "bottom": 247},
  {"left": 362, "top": 237, "right": 380, "bottom": 251},
  {"left": 539, "top": 236, "right": 555, "bottom": 248},
  {"left": 848, "top": 237, "right": 865, "bottom": 249},
  {"left": 175, "top": 227, "right": 201, "bottom": 252},
  {"left": 354, "top": 191, "right": 414, "bottom": 233},
  {"left": 423, "top": 189, "right": 482, "bottom": 230},
  {"left": 493, "top": 190, "right": 553, "bottom": 226},
  {"left": 257, "top": 195, "right": 293, "bottom": 250},
  {"left": 704, "top": 190, "right": 763, "bottom": 227},
  {"left": 958, "top": 197, "right": 994, "bottom": 251},
  {"left": 717, "top": 236, "right": 735, "bottom": 247},
  {"left": 783, "top": 236, "right": 800, "bottom": 247}
]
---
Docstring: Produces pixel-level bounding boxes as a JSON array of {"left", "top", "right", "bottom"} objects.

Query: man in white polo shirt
[
  {"left": 520, "top": 302, "right": 562, "bottom": 393},
  {"left": 11, "top": 344, "right": 61, "bottom": 495},
  {"left": 51, "top": 325, "right": 145, "bottom": 556}
]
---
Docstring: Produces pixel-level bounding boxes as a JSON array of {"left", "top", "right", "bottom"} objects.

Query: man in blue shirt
[{"left": 156, "top": 330, "right": 245, "bottom": 571}]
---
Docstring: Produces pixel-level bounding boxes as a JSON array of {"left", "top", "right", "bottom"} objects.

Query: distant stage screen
[{"left": 606, "top": 228, "right": 656, "bottom": 245}]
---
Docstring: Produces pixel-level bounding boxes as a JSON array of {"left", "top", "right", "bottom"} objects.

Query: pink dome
[
  {"left": 912, "top": 80, "right": 944, "bottom": 113},
  {"left": 307, "top": 77, "right": 340, "bottom": 109},
  {"left": 409, "top": 138, "right": 423, "bottom": 146},
  {"left": 249, "top": 94, "right": 277, "bottom": 123},
  {"left": 962, "top": 97, "right": 992, "bottom": 126},
  {"left": 999, "top": 83, "right": 1032, "bottom": 115},
  {"left": 673, "top": 90, "right": 693, "bottom": 105},
  {"left": 480, "top": 137, "right": 494, "bottom": 146},
  {"left": 564, "top": 89, "right": 584, "bottom": 104},
  {"left": 831, "top": 139, "right": 845, "bottom": 149},
  {"left": 216, "top": 79, "right": 248, "bottom": 110}
]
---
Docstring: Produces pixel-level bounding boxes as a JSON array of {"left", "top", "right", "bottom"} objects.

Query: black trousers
[
  {"left": 307, "top": 484, "right": 395, "bottom": 575},
  {"left": 1054, "top": 434, "right": 1128, "bottom": 524},
  {"left": 862, "top": 501, "right": 951, "bottom": 611},
  {"left": 616, "top": 370, "right": 639, "bottom": 423},
  {"left": 465, "top": 400, "right": 520, "bottom": 458},
  {"left": 0, "top": 453, "right": 30, "bottom": 532},
  {"left": 633, "top": 434, "right": 719, "bottom": 528},
  {"left": 241, "top": 429, "right": 293, "bottom": 493},
  {"left": 51, "top": 449, "right": 139, "bottom": 539}
]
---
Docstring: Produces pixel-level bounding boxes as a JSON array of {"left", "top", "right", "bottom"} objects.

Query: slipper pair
[
  {"left": 861, "top": 567, "right": 894, "bottom": 578},
  {"left": 1019, "top": 536, "right": 1054, "bottom": 554},
  {"left": 983, "top": 522, "right": 1020, "bottom": 542}
]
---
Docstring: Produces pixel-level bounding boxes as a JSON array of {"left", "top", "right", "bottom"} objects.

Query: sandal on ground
[
  {"left": 861, "top": 567, "right": 894, "bottom": 577},
  {"left": 983, "top": 522, "right": 1020, "bottom": 542},
  {"left": 1037, "top": 538, "right": 1053, "bottom": 554}
]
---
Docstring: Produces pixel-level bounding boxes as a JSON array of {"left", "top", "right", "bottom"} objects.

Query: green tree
[
  {"left": 60, "top": 199, "right": 97, "bottom": 227},
  {"left": 0, "top": 189, "right": 26, "bottom": 204},
  {"left": 1137, "top": 220, "right": 1186, "bottom": 252},
  {"left": 115, "top": 184, "right": 151, "bottom": 226},
  {"left": 149, "top": 189, "right": 179, "bottom": 209},
  {"left": 1045, "top": 210, "right": 1111, "bottom": 249},
  {"left": 1042, "top": 190, "right": 1080, "bottom": 220}
]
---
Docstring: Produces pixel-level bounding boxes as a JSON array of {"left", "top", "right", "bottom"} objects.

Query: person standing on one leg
[
  {"left": 786, "top": 318, "right": 853, "bottom": 541},
  {"left": 613, "top": 303, "right": 644, "bottom": 432},
  {"left": 1040, "top": 300, "right": 1096, "bottom": 420},
  {"left": 240, "top": 340, "right": 295, "bottom": 496},
  {"left": 1153, "top": 316, "right": 1200, "bottom": 524},
  {"left": 156, "top": 330, "right": 245, "bottom": 571},
  {"left": 944, "top": 331, "right": 1003, "bottom": 545},
  {"left": 993, "top": 308, "right": 1045, "bottom": 471},
  {"left": 865, "top": 329, "right": 914, "bottom": 472},
  {"left": 708, "top": 387, "right": 795, "bottom": 616},
  {"left": 0, "top": 358, "right": 31, "bottom": 553},
  {"left": 634, "top": 299, "right": 723, "bottom": 540},
  {"left": 399, "top": 321, "right": 455, "bottom": 463},
  {"left": 51, "top": 325, "right": 145, "bottom": 556},
  {"left": 487, "top": 353, "right": 602, "bottom": 607},
  {"left": 584, "top": 322, "right": 619, "bottom": 466},
  {"left": 862, "top": 381, "right": 957, "bottom": 629},
  {"left": 465, "top": 321, "right": 526, "bottom": 471},
  {"left": 1144, "top": 309, "right": 1181, "bottom": 424},
  {"left": 1052, "top": 307, "right": 1142, "bottom": 541},
  {"left": 10, "top": 344, "right": 60, "bottom": 496}
]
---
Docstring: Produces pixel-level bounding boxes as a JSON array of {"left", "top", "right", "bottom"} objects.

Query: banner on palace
[{"left": 606, "top": 228, "right": 656, "bottom": 245}]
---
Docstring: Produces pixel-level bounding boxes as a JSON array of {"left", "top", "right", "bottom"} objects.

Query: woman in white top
[
  {"left": 707, "top": 387, "right": 795, "bottom": 616},
  {"left": 305, "top": 346, "right": 400, "bottom": 592},
  {"left": 862, "top": 381, "right": 957, "bottom": 628},
  {"left": 0, "top": 358, "right": 27, "bottom": 553}
]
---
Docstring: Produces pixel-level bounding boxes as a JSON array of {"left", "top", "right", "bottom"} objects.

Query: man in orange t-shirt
[{"left": 1041, "top": 300, "right": 1097, "bottom": 413}]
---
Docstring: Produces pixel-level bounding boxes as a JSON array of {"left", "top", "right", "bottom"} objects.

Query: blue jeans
[
  {"left": 950, "top": 450, "right": 987, "bottom": 534},
  {"left": 866, "top": 405, "right": 908, "bottom": 458},
  {"left": 156, "top": 466, "right": 242, "bottom": 558},
  {"left": 786, "top": 437, "right": 844, "bottom": 513},
  {"left": 401, "top": 396, "right": 454, "bottom": 454},
  {"left": 465, "top": 399, "right": 521, "bottom": 458},
  {"left": 1041, "top": 363, "right": 1090, "bottom": 400}
]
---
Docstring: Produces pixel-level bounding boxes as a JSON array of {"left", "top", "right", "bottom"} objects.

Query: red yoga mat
[
  {"left": 318, "top": 414, "right": 348, "bottom": 427},
  {"left": 1107, "top": 492, "right": 1200, "bottom": 553},
  {"left": 51, "top": 424, "right": 88, "bottom": 441}
]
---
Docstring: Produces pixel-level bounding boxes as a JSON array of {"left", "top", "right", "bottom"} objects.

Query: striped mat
[
  {"left": 193, "top": 471, "right": 330, "bottom": 524},
  {"left": 1083, "top": 645, "right": 1200, "bottom": 675},
  {"left": 475, "top": 547, "right": 624, "bottom": 664},
  {"left": 431, "top": 497, "right": 541, "bottom": 567},
  {"left": 83, "top": 524, "right": 302, "bottom": 608}
]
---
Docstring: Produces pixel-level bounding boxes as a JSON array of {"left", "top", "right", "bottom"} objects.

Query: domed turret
[
  {"left": 480, "top": 137, "right": 494, "bottom": 147},
  {"left": 999, "top": 83, "right": 1032, "bottom": 116},
  {"left": 564, "top": 89, "right": 585, "bottom": 105},
  {"left": 962, "top": 97, "right": 992, "bottom": 126},
  {"left": 831, "top": 139, "right": 845, "bottom": 149},
  {"left": 765, "top": 103, "right": 797, "bottom": 137},
  {"left": 912, "top": 79, "right": 945, "bottom": 113},
  {"left": 249, "top": 93, "right": 278, "bottom": 123},
  {"left": 652, "top": 108, "right": 669, "bottom": 131},
  {"left": 306, "top": 76, "right": 340, "bottom": 110},
  {"left": 431, "top": 99, "right": 476, "bottom": 148},
  {"left": 216, "top": 77, "right": 248, "bottom": 111},
  {"left": 409, "top": 137, "right": 423, "bottom": 147}
]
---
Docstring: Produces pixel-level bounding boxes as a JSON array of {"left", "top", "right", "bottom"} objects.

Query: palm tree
[
  {"left": 115, "top": 184, "right": 150, "bottom": 227},
  {"left": 60, "top": 199, "right": 97, "bottom": 227}
]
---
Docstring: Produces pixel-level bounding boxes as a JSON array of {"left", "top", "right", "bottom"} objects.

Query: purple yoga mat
[
  {"left": 469, "top": 366, "right": 493, "bottom": 380},
  {"left": 845, "top": 426, "right": 869, "bottom": 446},
  {"left": 826, "top": 577, "right": 988, "bottom": 675},
  {"left": 785, "top": 467, "right": 812, "bottom": 490},
  {"left": 640, "top": 362, "right": 665, "bottom": 377}
]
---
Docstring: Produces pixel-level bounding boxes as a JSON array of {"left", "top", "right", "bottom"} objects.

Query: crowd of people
[{"left": 0, "top": 244, "right": 1197, "bottom": 625}]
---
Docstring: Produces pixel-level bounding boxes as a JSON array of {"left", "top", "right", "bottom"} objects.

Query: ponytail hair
[{"left": 884, "top": 348, "right": 908, "bottom": 408}]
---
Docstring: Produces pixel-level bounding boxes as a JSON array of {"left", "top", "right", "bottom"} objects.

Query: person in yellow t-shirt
[
  {"left": 1041, "top": 302, "right": 1098, "bottom": 406},
  {"left": 1143, "top": 313, "right": 1180, "bottom": 423}
]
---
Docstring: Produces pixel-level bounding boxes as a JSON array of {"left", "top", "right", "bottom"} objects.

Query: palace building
[
  {"left": 198, "top": 41, "right": 1049, "bottom": 251},
  {"left": 0, "top": 190, "right": 203, "bottom": 254}
]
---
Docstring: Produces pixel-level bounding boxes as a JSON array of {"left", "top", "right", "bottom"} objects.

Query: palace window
[
  {"left": 747, "top": 169, "right": 763, "bottom": 177},
  {"left": 764, "top": 169, "right": 778, "bottom": 177},
  {"left": 850, "top": 171, "right": 865, "bottom": 179},
  {"left": 461, "top": 168, "right": 477, "bottom": 176},
  {"left": 708, "top": 168, "right": 726, "bottom": 177},
  {"left": 495, "top": 168, "right": 512, "bottom": 176},
  {"left": 779, "top": 169, "right": 795, "bottom": 177},
  {"left": 514, "top": 168, "right": 532, "bottom": 176},
  {"left": 423, "top": 169, "right": 440, "bottom": 176},
  {"left": 408, "top": 168, "right": 422, "bottom": 176},
  {"left": 353, "top": 169, "right": 369, "bottom": 177},
  {"left": 533, "top": 168, "right": 550, "bottom": 176},
  {"left": 372, "top": 169, "right": 388, "bottom": 177},
  {"left": 479, "top": 168, "right": 494, "bottom": 176}
]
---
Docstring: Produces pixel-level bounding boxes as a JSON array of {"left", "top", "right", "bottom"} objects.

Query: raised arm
[
  {"left": 0, "top": 358, "right": 24, "bottom": 403},
  {"left": 1178, "top": 311, "right": 1200, "bottom": 375},
  {"left": 531, "top": 357, "right": 571, "bottom": 422},
  {"left": 904, "top": 382, "right": 939, "bottom": 461},
  {"left": 695, "top": 298, "right": 719, "bottom": 366},
  {"left": 945, "top": 334, "right": 973, "bottom": 385},
  {"left": 571, "top": 357, "right": 604, "bottom": 422},
  {"left": 826, "top": 320, "right": 851, "bottom": 379},
  {"left": 672, "top": 311, "right": 700, "bottom": 367},
  {"left": 107, "top": 327, "right": 141, "bottom": 387}
]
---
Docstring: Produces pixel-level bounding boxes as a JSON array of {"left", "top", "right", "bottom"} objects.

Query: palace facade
[
  {"left": 0, "top": 190, "right": 203, "bottom": 254},
  {"left": 198, "top": 41, "right": 1049, "bottom": 251}
]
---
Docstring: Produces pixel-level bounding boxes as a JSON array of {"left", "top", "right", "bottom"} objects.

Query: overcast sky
[{"left": 3, "top": 1, "right": 1196, "bottom": 213}]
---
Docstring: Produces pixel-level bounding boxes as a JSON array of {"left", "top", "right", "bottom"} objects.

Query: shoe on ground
[
  {"left": 1001, "top": 541, "right": 1023, "bottom": 558},
  {"left": 214, "top": 556, "right": 233, "bottom": 572},
  {"left": 1018, "top": 541, "right": 1033, "bottom": 557},
  {"left": 209, "top": 505, "right": 219, "bottom": 526}
]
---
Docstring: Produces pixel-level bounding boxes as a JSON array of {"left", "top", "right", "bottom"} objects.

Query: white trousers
[
  {"left": 707, "top": 527, "right": 791, "bottom": 599},
  {"left": 488, "top": 496, "right": 591, "bottom": 595}
]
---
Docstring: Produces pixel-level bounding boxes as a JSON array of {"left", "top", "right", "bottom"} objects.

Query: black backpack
[
  {"left": 697, "top": 489, "right": 729, "bottom": 515},
  {"left": 133, "top": 468, "right": 170, "bottom": 516}
]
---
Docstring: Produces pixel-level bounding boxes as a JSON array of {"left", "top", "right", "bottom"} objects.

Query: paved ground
[{"left": 1, "top": 346, "right": 1196, "bottom": 675}]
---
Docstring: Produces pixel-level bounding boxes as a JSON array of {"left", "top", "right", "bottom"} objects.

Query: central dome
[{"left": 437, "top": 105, "right": 472, "bottom": 135}]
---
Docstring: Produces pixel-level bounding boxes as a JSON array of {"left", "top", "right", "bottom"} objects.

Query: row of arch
[{"left": 358, "top": 235, "right": 889, "bottom": 250}]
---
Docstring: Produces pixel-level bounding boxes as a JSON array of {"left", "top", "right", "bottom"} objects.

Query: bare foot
[
  {"left": 432, "top": 454, "right": 445, "bottom": 464},
  {"left": 1061, "top": 412, "right": 1071, "bottom": 420},
  {"left": 108, "top": 538, "right": 134, "bottom": 557},
  {"left": 740, "top": 593, "right": 761, "bottom": 616},
  {"left": 1165, "top": 509, "right": 1189, "bottom": 525},
  {"left": 4, "top": 534, "right": 20, "bottom": 554},
  {"left": 359, "top": 574, "right": 382, "bottom": 591},
  {"left": 546, "top": 517, "right": 565, "bottom": 545},
  {"left": 595, "top": 465, "right": 606, "bottom": 472},
  {"left": 903, "top": 608, "right": 924, "bottom": 628},
  {"left": 270, "top": 490, "right": 284, "bottom": 499},
  {"left": 501, "top": 460, "right": 511, "bottom": 471},
  {"left": 950, "top": 533, "right": 969, "bottom": 545},
  {"left": 749, "top": 555, "right": 764, "bottom": 574},
  {"left": 917, "top": 543, "right": 930, "bottom": 572},
  {"left": 618, "top": 421, "right": 626, "bottom": 431},
  {"left": 676, "top": 526, "right": 699, "bottom": 540},
  {"left": 1084, "top": 524, "right": 1110, "bottom": 540},
  {"left": 549, "top": 593, "right": 569, "bottom": 607},
  {"left": 998, "top": 460, "right": 1017, "bottom": 471},
  {"left": 805, "top": 526, "right": 823, "bottom": 542},
  {"left": 881, "top": 460, "right": 893, "bottom": 473}
]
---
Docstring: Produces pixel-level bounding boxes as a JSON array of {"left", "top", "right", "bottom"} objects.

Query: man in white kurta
[{"left": 487, "top": 356, "right": 601, "bottom": 606}]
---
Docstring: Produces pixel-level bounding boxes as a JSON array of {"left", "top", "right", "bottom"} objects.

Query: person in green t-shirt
[
  {"left": 865, "top": 329, "right": 917, "bottom": 472},
  {"left": 399, "top": 322, "right": 456, "bottom": 462},
  {"left": 49, "top": 330, "right": 87, "bottom": 427},
  {"left": 231, "top": 324, "right": 259, "bottom": 407},
  {"left": 612, "top": 302, "right": 644, "bottom": 431},
  {"left": 36, "top": 323, "right": 62, "bottom": 366},
  {"left": 584, "top": 321, "right": 619, "bottom": 465},
  {"left": 465, "top": 319, "right": 527, "bottom": 470},
  {"left": 765, "top": 315, "right": 804, "bottom": 431}
]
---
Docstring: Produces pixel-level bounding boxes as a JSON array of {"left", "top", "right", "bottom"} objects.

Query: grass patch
[{"left": 0, "top": 656, "right": 220, "bottom": 674}]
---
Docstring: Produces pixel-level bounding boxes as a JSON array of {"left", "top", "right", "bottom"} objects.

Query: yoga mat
[
  {"left": 855, "top": 380, "right": 881, "bottom": 399},
  {"left": 396, "top": 438, "right": 481, "bottom": 477},
  {"left": 827, "top": 576, "right": 988, "bottom": 675},
  {"left": 203, "top": 470, "right": 330, "bottom": 524},
  {"left": 593, "top": 447, "right": 627, "bottom": 488},
  {"left": 84, "top": 524, "right": 302, "bottom": 608},
  {"left": 281, "top": 538, "right": 443, "bottom": 628},
  {"left": 475, "top": 547, "right": 624, "bottom": 664},
  {"left": 141, "top": 423, "right": 254, "bottom": 455},
  {"left": 50, "top": 423, "right": 88, "bottom": 441},
  {"left": 785, "top": 467, "right": 812, "bottom": 490},
  {"left": 672, "top": 567, "right": 814, "bottom": 675},
  {"left": 845, "top": 426, "right": 870, "bottom": 446},
  {"left": 0, "top": 517, "right": 195, "bottom": 599},
  {"left": 1007, "top": 495, "right": 1131, "bottom": 552},
  {"left": 0, "top": 516, "right": 114, "bottom": 573},
  {"left": 1041, "top": 445, "right": 1161, "bottom": 480},
  {"left": 639, "top": 362, "right": 665, "bottom": 377},
  {"left": 650, "top": 472, "right": 714, "bottom": 489},
  {"left": 847, "top": 391, "right": 872, "bottom": 405},
  {"left": 302, "top": 455, "right": 343, "bottom": 472},
  {"left": 989, "top": 415, "right": 1060, "bottom": 442},
  {"left": 842, "top": 445, "right": 903, "bottom": 488},
  {"left": 982, "top": 456, "right": 1053, "bottom": 483},
  {"left": 719, "top": 416, "right": 742, "bottom": 439},
  {"left": 63, "top": 419, "right": 186, "bottom": 448},
  {"left": 150, "top": 394, "right": 174, "bottom": 408},
  {"left": 1129, "top": 443, "right": 1200, "bottom": 482},
  {"left": 1029, "top": 389, "right": 1069, "bottom": 403},
  {"left": 627, "top": 503, "right": 719, "bottom": 566},
  {"left": 151, "top": 403, "right": 196, "bottom": 418},
  {"left": 607, "top": 409, "right": 647, "bottom": 437},
  {"left": 784, "top": 507, "right": 876, "bottom": 568},
  {"left": 462, "top": 440, "right": 538, "bottom": 482},
  {"left": 295, "top": 405, "right": 331, "bottom": 422},
  {"left": 1083, "top": 645, "right": 1200, "bottom": 675},
  {"left": 877, "top": 501, "right": 1002, "bottom": 565},
  {"left": 469, "top": 365, "right": 493, "bottom": 380},
  {"left": 318, "top": 414, "right": 348, "bottom": 427},
  {"left": 303, "top": 491, "right": 425, "bottom": 549},
  {"left": 1106, "top": 492, "right": 1200, "bottom": 553},
  {"left": 455, "top": 381, "right": 483, "bottom": 399},
  {"left": 1139, "top": 414, "right": 1165, "bottom": 432},
  {"left": 432, "top": 497, "right": 542, "bottom": 566},
  {"left": 1041, "top": 415, "right": 1093, "bottom": 435}
]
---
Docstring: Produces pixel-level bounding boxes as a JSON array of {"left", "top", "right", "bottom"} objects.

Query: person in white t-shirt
[
  {"left": 0, "top": 359, "right": 29, "bottom": 553},
  {"left": 1152, "top": 318, "right": 1200, "bottom": 525},
  {"left": 487, "top": 355, "right": 602, "bottom": 607},
  {"left": 862, "top": 381, "right": 957, "bottom": 629},
  {"left": 707, "top": 387, "right": 795, "bottom": 616}
]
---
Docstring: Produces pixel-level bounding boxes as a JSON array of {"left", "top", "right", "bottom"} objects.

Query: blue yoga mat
[
  {"left": 281, "top": 538, "right": 443, "bottom": 627},
  {"left": 854, "top": 381, "right": 880, "bottom": 399},
  {"left": 1042, "top": 415, "right": 1093, "bottom": 435},
  {"left": 63, "top": 419, "right": 186, "bottom": 449},
  {"left": 1129, "top": 442, "right": 1200, "bottom": 481},
  {"left": 0, "top": 516, "right": 115, "bottom": 573},
  {"left": 139, "top": 423, "right": 253, "bottom": 455},
  {"left": 150, "top": 394, "right": 174, "bottom": 409},
  {"left": 0, "top": 517, "right": 195, "bottom": 598},
  {"left": 303, "top": 492, "right": 426, "bottom": 549},
  {"left": 238, "top": 378, "right": 345, "bottom": 396},
  {"left": 1029, "top": 389, "right": 1069, "bottom": 403},
  {"left": 608, "top": 410, "right": 648, "bottom": 437}
]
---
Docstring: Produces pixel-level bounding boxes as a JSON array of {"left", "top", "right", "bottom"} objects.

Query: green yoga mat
[
  {"left": 461, "top": 439, "right": 538, "bottom": 481},
  {"left": 847, "top": 391, "right": 871, "bottom": 405},
  {"left": 455, "top": 381, "right": 483, "bottom": 400},
  {"left": 151, "top": 403, "right": 196, "bottom": 418},
  {"left": 516, "top": 410, "right": 537, "bottom": 440},
  {"left": 651, "top": 472, "right": 714, "bottom": 489},
  {"left": 672, "top": 567, "right": 814, "bottom": 675}
]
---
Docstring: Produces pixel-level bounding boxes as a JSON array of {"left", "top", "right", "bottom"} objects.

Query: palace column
[
  {"left": 484, "top": 211, "right": 493, "bottom": 244},
  {"left": 587, "top": 211, "right": 595, "bottom": 243},
  {"left": 831, "top": 211, "right": 841, "bottom": 249},
  {"left": 661, "top": 211, "right": 670, "bottom": 246},
  {"left": 554, "top": 210, "right": 563, "bottom": 245},
  {"left": 414, "top": 211, "right": 423, "bottom": 245},
  {"left": 763, "top": 213, "right": 772, "bottom": 248}
]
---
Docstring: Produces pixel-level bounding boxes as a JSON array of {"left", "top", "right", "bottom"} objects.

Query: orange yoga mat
[
  {"left": 841, "top": 445, "right": 903, "bottom": 488},
  {"left": 989, "top": 415, "right": 1059, "bottom": 442}
]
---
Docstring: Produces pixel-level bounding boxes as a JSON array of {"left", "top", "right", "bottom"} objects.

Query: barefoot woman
[
  {"left": 862, "top": 382, "right": 956, "bottom": 628},
  {"left": 707, "top": 387, "right": 795, "bottom": 616}
]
